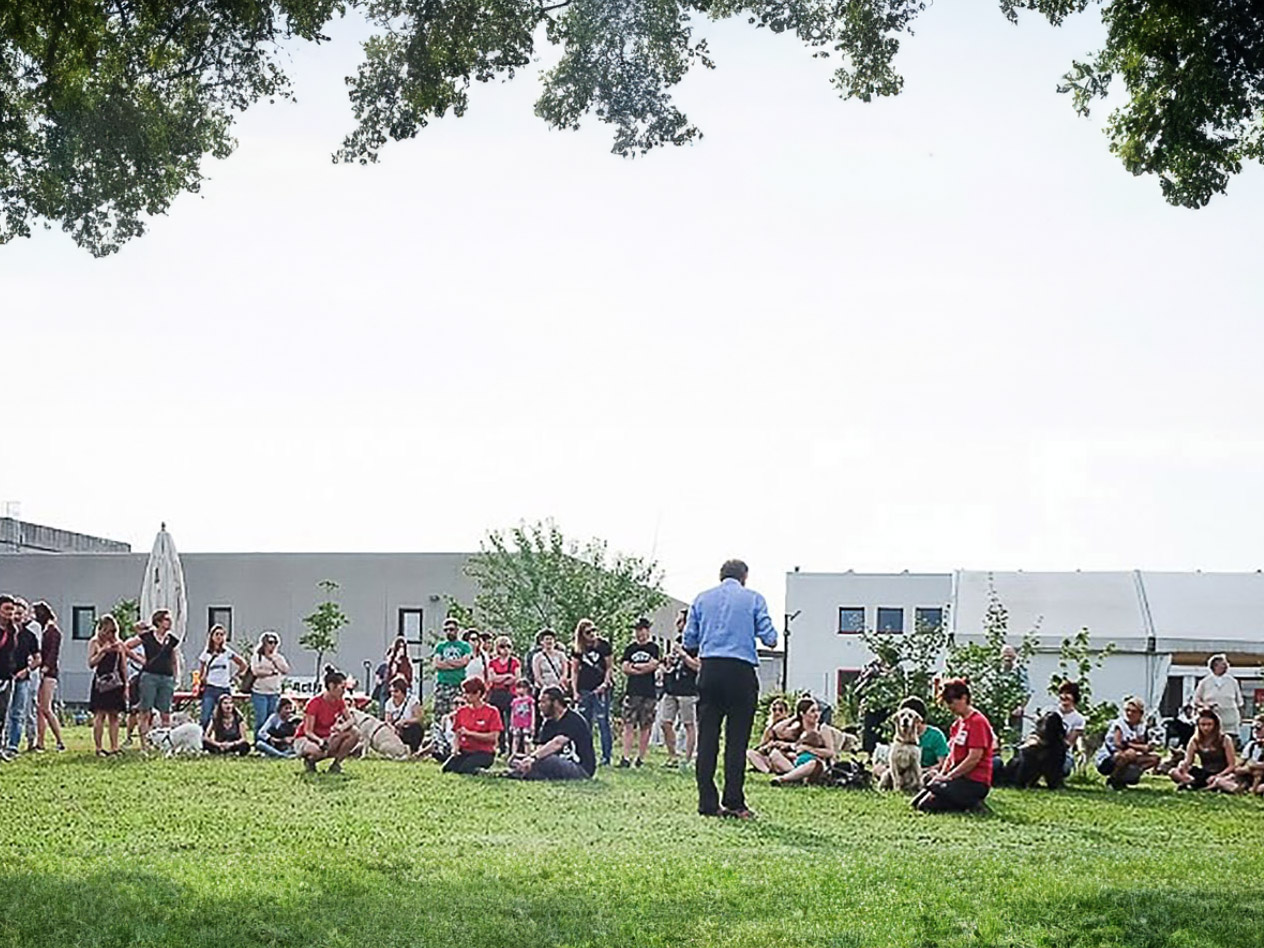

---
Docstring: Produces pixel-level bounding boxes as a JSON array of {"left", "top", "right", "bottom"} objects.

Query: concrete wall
[{"left": 0, "top": 518, "right": 130, "bottom": 554}]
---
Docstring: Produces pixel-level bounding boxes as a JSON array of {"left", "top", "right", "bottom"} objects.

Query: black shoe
[
  {"left": 617, "top": 758, "right": 631, "bottom": 768},
  {"left": 304, "top": 757, "right": 317, "bottom": 773},
  {"left": 634, "top": 757, "right": 643, "bottom": 768}
]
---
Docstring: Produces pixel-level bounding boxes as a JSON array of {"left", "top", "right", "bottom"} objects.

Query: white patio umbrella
[{"left": 139, "top": 522, "right": 189, "bottom": 679}]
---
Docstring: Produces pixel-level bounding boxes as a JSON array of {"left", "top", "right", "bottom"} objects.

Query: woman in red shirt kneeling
[
  {"left": 295, "top": 665, "right": 358, "bottom": 774},
  {"left": 913, "top": 678, "right": 994, "bottom": 813},
  {"left": 442, "top": 677, "right": 503, "bottom": 774}
]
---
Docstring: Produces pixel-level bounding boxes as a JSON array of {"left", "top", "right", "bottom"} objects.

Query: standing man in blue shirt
[{"left": 684, "top": 559, "right": 779, "bottom": 819}]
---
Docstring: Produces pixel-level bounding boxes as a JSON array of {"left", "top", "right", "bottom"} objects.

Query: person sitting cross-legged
[
  {"left": 256, "top": 697, "right": 299, "bottom": 759},
  {"left": 511, "top": 687, "right": 596, "bottom": 780},
  {"left": 442, "top": 677, "right": 503, "bottom": 774},
  {"left": 203, "top": 693, "right": 251, "bottom": 755}
]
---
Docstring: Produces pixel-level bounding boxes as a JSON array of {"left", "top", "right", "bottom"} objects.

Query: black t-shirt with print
[
  {"left": 0, "top": 621, "right": 15, "bottom": 681},
  {"left": 664, "top": 645, "right": 699, "bottom": 697},
  {"left": 540, "top": 709, "right": 596, "bottom": 776},
  {"left": 622, "top": 640, "right": 661, "bottom": 698},
  {"left": 572, "top": 638, "right": 613, "bottom": 693},
  {"left": 12, "top": 626, "right": 40, "bottom": 679}
]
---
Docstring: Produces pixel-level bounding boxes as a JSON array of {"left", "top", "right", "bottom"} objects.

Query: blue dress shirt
[{"left": 683, "top": 578, "right": 779, "bottom": 666}]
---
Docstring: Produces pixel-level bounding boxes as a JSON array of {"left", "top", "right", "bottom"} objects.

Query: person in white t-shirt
[
  {"left": 198, "top": 625, "right": 247, "bottom": 729},
  {"left": 1193, "top": 654, "right": 1244, "bottom": 745},
  {"left": 1055, "top": 681, "right": 1087, "bottom": 776},
  {"left": 462, "top": 629, "right": 488, "bottom": 685},
  {"left": 382, "top": 676, "right": 424, "bottom": 753}
]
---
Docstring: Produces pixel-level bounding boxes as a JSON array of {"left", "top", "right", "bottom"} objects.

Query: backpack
[{"left": 825, "top": 759, "right": 872, "bottom": 790}]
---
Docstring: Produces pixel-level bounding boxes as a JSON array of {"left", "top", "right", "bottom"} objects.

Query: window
[
  {"left": 876, "top": 607, "right": 904, "bottom": 634},
  {"left": 837, "top": 668, "right": 861, "bottom": 699},
  {"left": 838, "top": 607, "right": 865, "bottom": 634},
  {"left": 398, "top": 608, "right": 424, "bottom": 643},
  {"left": 71, "top": 606, "right": 96, "bottom": 641},
  {"left": 914, "top": 607, "right": 943, "bottom": 632},
  {"left": 207, "top": 606, "right": 233, "bottom": 639}
]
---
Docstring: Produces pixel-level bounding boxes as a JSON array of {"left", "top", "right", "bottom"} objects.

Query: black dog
[{"left": 1001, "top": 712, "right": 1067, "bottom": 789}]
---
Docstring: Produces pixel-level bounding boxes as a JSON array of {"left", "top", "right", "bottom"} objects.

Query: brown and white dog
[
  {"left": 878, "top": 708, "right": 923, "bottom": 792},
  {"left": 349, "top": 708, "right": 410, "bottom": 760}
]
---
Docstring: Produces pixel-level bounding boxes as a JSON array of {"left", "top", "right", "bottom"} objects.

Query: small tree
[
  {"left": 110, "top": 598, "right": 140, "bottom": 638},
  {"left": 1048, "top": 627, "right": 1119, "bottom": 739},
  {"left": 858, "top": 614, "right": 951, "bottom": 732},
  {"left": 300, "top": 580, "right": 349, "bottom": 684}
]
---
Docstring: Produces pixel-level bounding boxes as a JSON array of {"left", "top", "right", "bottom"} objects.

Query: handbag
[{"left": 94, "top": 652, "right": 125, "bottom": 692}]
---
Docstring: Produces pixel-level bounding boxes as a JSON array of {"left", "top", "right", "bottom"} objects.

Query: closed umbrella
[{"left": 139, "top": 522, "right": 189, "bottom": 680}]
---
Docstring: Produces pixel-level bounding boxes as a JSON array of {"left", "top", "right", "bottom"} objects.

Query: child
[{"left": 509, "top": 678, "right": 536, "bottom": 756}]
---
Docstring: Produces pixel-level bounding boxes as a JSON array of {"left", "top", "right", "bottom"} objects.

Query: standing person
[
  {"left": 5, "top": 598, "right": 41, "bottom": 756},
  {"left": 256, "top": 697, "right": 299, "bottom": 758},
  {"left": 999, "top": 644, "right": 1032, "bottom": 743},
  {"left": 530, "top": 628, "right": 568, "bottom": 693},
  {"left": 462, "top": 629, "right": 488, "bottom": 685},
  {"left": 15, "top": 599, "right": 41, "bottom": 752},
  {"left": 659, "top": 610, "right": 701, "bottom": 768},
  {"left": 912, "top": 678, "right": 995, "bottom": 813},
  {"left": 382, "top": 676, "right": 424, "bottom": 754},
  {"left": 386, "top": 636, "right": 413, "bottom": 693},
  {"left": 511, "top": 687, "right": 596, "bottom": 780},
  {"left": 250, "top": 632, "right": 290, "bottom": 742},
  {"left": 0, "top": 595, "right": 16, "bottom": 761},
  {"left": 203, "top": 693, "right": 252, "bottom": 755},
  {"left": 87, "top": 615, "right": 129, "bottom": 756},
  {"left": 32, "top": 602, "right": 65, "bottom": 752},
  {"left": 124, "top": 621, "right": 148, "bottom": 746},
  {"left": 509, "top": 678, "right": 536, "bottom": 756},
  {"left": 1193, "top": 654, "right": 1244, "bottom": 745},
  {"left": 125, "top": 609, "right": 181, "bottom": 747},
  {"left": 431, "top": 618, "right": 471, "bottom": 719},
  {"left": 486, "top": 636, "right": 521, "bottom": 755},
  {"left": 684, "top": 559, "right": 780, "bottom": 819},
  {"left": 294, "top": 665, "right": 358, "bottom": 774},
  {"left": 442, "top": 677, "right": 503, "bottom": 774},
  {"left": 619, "top": 618, "right": 661, "bottom": 768},
  {"left": 197, "top": 624, "right": 247, "bottom": 728},
  {"left": 570, "top": 619, "right": 614, "bottom": 766}
]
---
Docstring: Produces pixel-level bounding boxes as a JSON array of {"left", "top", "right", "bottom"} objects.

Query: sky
[{"left": 4, "top": 5, "right": 1264, "bottom": 622}]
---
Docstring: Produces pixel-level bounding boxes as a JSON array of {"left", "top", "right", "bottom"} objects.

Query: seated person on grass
[
  {"left": 382, "top": 676, "right": 425, "bottom": 754},
  {"left": 1094, "top": 697, "right": 1161, "bottom": 790},
  {"left": 203, "top": 693, "right": 251, "bottom": 755},
  {"left": 746, "top": 697, "right": 795, "bottom": 773},
  {"left": 256, "top": 697, "right": 298, "bottom": 758},
  {"left": 769, "top": 701, "right": 836, "bottom": 785},
  {"left": 511, "top": 687, "right": 595, "bottom": 780},
  {"left": 912, "top": 678, "right": 993, "bottom": 813},
  {"left": 1212, "top": 715, "right": 1264, "bottom": 795},
  {"left": 872, "top": 696, "right": 948, "bottom": 785},
  {"left": 442, "top": 677, "right": 502, "bottom": 774},
  {"left": 1172, "top": 709, "right": 1236, "bottom": 792},
  {"left": 1055, "top": 681, "right": 1086, "bottom": 776}
]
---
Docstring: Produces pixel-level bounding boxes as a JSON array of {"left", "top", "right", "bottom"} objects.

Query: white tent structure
[{"left": 138, "top": 523, "right": 188, "bottom": 678}]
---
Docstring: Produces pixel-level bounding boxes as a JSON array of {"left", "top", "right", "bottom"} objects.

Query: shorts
[
  {"left": 294, "top": 736, "right": 327, "bottom": 758},
  {"left": 433, "top": 681, "right": 462, "bottom": 717},
  {"left": 659, "top": 694, "right": 697, "bottom": 727},
  {"left": 127, "top": 676, "right": 141, "bottom": 711},
  {"left": 138, "top": 672, "right": 175, "bottom": 713},
  {"left": 622, "top": 694, "right": 658, "bottom": 730},
  {"left": 795, "top": 751, "right": 818, "bottom": 768}
]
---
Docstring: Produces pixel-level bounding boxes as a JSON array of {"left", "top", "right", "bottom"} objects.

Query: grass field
[{"left": 1, "top": 728, "right": 1261, "bottom": 948}]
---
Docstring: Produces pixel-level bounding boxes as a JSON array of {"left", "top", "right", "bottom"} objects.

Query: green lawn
[{"left": 1, "top": 729, "right": 1261, "bottom": 948}]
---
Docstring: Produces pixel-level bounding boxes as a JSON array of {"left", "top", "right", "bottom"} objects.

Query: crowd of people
[{"left": 2, "top": 579, "right": 1262, "bottom": 817}]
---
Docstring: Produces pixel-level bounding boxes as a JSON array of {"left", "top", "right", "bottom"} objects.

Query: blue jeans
[
  {"left": 255, "top": 738, "right": 295, "bottom": 759},
  {"left": 578, "top": 689, "right": 612, "bottom": 764},
  {"left": 251, "top": 693, "right": 279, "bottom": 741},
  {"left": 201, "top": 685, "right": 230, "bottom": 728},
  {"left": 5, "top": 678, "right": 33, "bottom": 752}
]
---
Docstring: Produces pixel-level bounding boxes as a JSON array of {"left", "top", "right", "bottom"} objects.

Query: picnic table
[{"left": 172, "top": 691, "right": 372, "bottom": 712}]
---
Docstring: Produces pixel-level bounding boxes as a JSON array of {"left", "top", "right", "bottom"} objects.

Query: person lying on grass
[
  {"left": 442, "top": 677, "right": 502, "bottom": 774},
  {"left": 1172, "top": 709, "right": 1236, "bottom": 792},
  {"left": 295, "top": 665, "right": 358, "bottom": 774},
  {"left": 912, "top": 678, "right": 994, "bottom": 813},
  {"left": 203, "top": 693, "right": 251, "bottom": 755}
]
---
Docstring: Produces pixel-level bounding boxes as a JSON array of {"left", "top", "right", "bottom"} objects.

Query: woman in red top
[
  {"left": 295, "top": 665, "right": 358, "bottom": 774},
  {"left": 442, "top": 677, "right": 503, "bottom": 774},
  {"left": 913, "top": 677, "right": 994, "bottom": 813},
  {"left": 485, "top": 636, "right": 520, "bottom": 756}
]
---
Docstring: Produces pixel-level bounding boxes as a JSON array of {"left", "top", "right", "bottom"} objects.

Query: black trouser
[
  {"left": 862, "top": 708, "right": 890, "bottom": 754},
  {"left": 442, "top": 751, "right": 495, "bottom": 774},
  {"left": 915, "top": 777, "right": 989, "bottom": 812},
  {"left": 487, "top": 689, "right": 512, "bottom": 754},
  {"left": 695, "top": 658, "right": 759, "bottom": 814}
]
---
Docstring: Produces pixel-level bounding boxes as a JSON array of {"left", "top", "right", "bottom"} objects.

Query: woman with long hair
[
  {"left": 570, "top": 618, "right": 613, "bottom": 766},
  {"left": 294, "top": 665, "right": 358, "bottom": 774},
  {"left": 32, "top": 601, "right": 65, "bottom": 752},
  {"left": 87, "top": 615, "right": 130, "bottom": 756},
  {"left": 386, "top": 636, "right": 413, "bottom": 692},
  {"left": 203, "top": 692, "right": 251, "bottom": 755},
  {"left": 746, "top": 696, "right": 801, "bottom": 774},
  {"left": 769, "top": 700, "right": 838, "bottom": 785},
  {"left": 250, "top": 631, "right": 290, "bottom": 742},
  {"left": 197, "top": 624, "right": 247, "bottom": 729},
  {"left": 1171, "top": 708, "right": 1236, "bottom": 791},
  {"left": 912, "top": 678, "right": 995, "bottom": 813}
]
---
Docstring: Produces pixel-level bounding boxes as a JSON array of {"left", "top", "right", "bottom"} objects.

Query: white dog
[
  {"left": 878, "top": 708, "right": 923, "bottom": 792},
  {"left": 149, "top": 721, "right": 204, "bottom": 757},
  {"left": 349, "top": 708, "right": 410, "bottom": 760}
]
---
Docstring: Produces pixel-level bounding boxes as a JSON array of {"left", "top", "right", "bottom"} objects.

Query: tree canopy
[{"left": 3, "top": 0, "right": 1261, "bottom": 255}]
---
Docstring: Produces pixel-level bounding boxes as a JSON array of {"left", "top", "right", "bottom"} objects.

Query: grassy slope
[{"left": 0, "top": 729, "right": 1261, "bottom": 948}]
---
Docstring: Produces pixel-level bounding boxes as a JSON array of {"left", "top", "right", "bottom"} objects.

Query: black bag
[{"left": 825, "top": 759, "right": 872, "bottom": 790}]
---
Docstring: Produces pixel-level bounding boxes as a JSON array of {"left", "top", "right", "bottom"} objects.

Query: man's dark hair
[
  {"left": 0, "top": 594, "right": 14, "bottom": 607},
  {"left": 719, "top": 559, "right": 748, "bottom": 582},
  {"left": 898, "top": 696, "right": 928, "bottom": 719},
  {"left": 540, "top": 686, "right": 569, "bottom": 706},
  {"left": 1058, "top": 680, "right": 1081, "bottom": 703}
]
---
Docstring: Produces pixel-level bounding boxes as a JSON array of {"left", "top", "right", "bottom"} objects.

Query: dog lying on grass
[
  {"left": 878, "top": 708, "right": 923, "bottom": 792},
  {"left": 1001, "top": 711, "right": 1067, "bottom": 789},
  {"left": 349, "top": 708, "right": 410, "bottom": 760}
]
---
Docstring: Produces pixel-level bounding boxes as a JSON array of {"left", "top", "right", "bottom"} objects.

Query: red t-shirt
[
  {"left": 296, "top": 694, "right": 347, "bottom": 740},
  {"left": 454, "top": 702, "right": 503, "bottom": 754},
  {"left": 948, "top": 709, "right": 995, "bottom": 785},
  {"left": 487, "top": 656, "right": 520, "bottom": 692}
]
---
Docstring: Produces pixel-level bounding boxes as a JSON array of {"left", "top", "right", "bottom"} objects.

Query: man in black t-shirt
[
  {"left": 511, "top": 687, "right": 594, "bottom": 780},
  {"left": 660, "top": 609, "right": 701, "bottom": 767},
  {"left": 618, "top": 618, "right": 661, "bottom": 768}
]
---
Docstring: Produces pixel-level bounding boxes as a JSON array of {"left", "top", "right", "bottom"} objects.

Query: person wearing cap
[
  {"left": 684, "top": 559, "right": 779, "bottom": 819},
  {"left": 511, "top": 686, "right": 595, "bottom": 780},
  {"left": 1193, "top": 654, "right": 1244, "bottom": 745},
  {"left": 619, "top": 618, "right": 661, "bottom": 768},
  {"left": 431, "top": 618, "right": 471, "bottom": 718}
]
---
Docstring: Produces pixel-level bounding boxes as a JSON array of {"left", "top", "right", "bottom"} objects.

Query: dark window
[
  {"left": 1160, "top": 675, "right": 1185, "bottom": 719},
  {"left": 208, "top": 606, "right": 233, "bottom": 639},
  {"left": 876, "top": 607, "right": 904, "bottom": 634},
  {"left": 837, "top": 668, "right": 860, "bottom": 700},
  {"left": 398, "top": 608, "right": 424, "bottom": 643},
  {"left": 838, "top": 607, "right": 865, "bottom": 634},
  {"left": 71, "top": 606, "right": 96, "bottom": 641},
  {"left": 914, "top": 607, "right": 943, "bottom": 632}
]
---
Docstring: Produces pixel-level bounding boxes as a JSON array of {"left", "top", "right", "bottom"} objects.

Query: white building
[{"left": 785, "top": 569, "right": 1264, "bottom": 738}]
